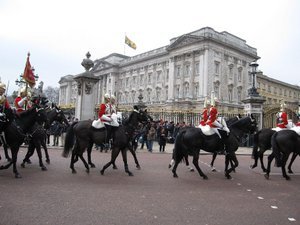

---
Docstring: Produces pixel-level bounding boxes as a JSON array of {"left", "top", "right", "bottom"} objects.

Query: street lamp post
[{"left": 248, "top": 61, "right": 259, "bottom": 97}]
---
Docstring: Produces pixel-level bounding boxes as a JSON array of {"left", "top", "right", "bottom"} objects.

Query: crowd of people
[{"left": 1, "top": 83, "right": 300, "bottom": 152}]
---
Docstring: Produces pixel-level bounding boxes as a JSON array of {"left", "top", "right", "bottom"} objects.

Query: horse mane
[
  {"left": 230, "top": 116, "right": 251, "bottom": 129},
  {"left": 17, "top": 106, "right": 37, "bottom": 118}
]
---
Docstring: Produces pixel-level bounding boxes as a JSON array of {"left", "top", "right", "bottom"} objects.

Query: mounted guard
[
  {"left": 14, "top": 87, "right": 32, "bottom": 113},
  {"left": 205, "top": 96, "right": 229, "bottom": 138}
]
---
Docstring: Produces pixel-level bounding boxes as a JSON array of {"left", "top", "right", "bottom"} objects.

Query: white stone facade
[{"left": 58, "top": 27, "right": 300, "bottom": 120}]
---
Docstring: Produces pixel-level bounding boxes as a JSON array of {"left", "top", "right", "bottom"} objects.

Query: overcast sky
[{"left": 0, "top": 0, "right": 299, "bottom": 94}]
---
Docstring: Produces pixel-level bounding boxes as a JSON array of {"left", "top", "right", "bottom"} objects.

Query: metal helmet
[
  {"left": 111, "top": 95, "right": 116, "bottom": 100},
  {"left": 203, "top": 96, "right": 211, "bottom": 108},
  {"left": 0, "top": 82, "right": 6, "bottom": 90},
  {"left": 104, "top": 93, "right": 110, "bottom": 99},
  {"left": 280, "top": 100, "right": 286, "bottom": 112}
]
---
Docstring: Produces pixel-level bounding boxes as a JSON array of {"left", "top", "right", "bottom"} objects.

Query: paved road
[{"left": 0, "top": 146, "right": 299, "bottom": 225}]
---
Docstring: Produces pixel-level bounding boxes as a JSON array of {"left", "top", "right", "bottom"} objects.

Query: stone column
[{"left": 167, "top": 57, "right": 175, "bottom": 102}]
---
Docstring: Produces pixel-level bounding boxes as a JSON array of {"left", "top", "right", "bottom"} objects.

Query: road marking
[
  {"left": 246, "top": 189, "right": 252, "bottom": 192},
  {"left": 288, "top": 218, "right": 296, "bottom": 222},
  {"left": 257, "top": 196, "right": 264, "bottom": 200},
  {"left": 237, "top": 183, "right": 241, "bottom": 186},
  {"left": 271, "top": 206, "right": 278, "bottom": 209}
]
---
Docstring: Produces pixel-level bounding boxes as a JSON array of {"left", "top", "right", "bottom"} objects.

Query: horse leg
[
  {"left": 184, "top": 155, "right": 194, "bottom": 172},
  {"left": 35, "top": 141, "right": 47, "bottom": 171},
  {"left": 101, "top": 147, "right": 120, "bottom": 175},
  {"left": 70, "top": 151, "right": 77, "bottom": 174},
  {"left": 87, "top": 142, "right": 95, "bottom": 168},
  {"left": 129, "top": 147, "right": 140, "bottom": 169},
  {"left": 287, "top": 152, "right": 298, "bottom": 174},
  {"left": 21, "top": 144, "right": 35, "bottom": 168},
  {"left": 168, "top": 158, "right": 174, "bottom": 169},
  {"left": 258, "top": 148, "right": 267, "bottom": 172},
  {"left": 192, "top": 154, "right": 208, "bottom": 179},
  {"left": 281, "top": 153, "right": 290, "bottom": 180},
  {"left": 210, "top": 152, "right": 217, "bottom": 172},
  {"left": 264, "top": 153, "right": 275, "bottom": 179},
  {"left": 41, "top": 140, "right": 50, "bottom": 164},
  {"left": 3, "top": 143, "right": 12, "bottom": 162},
  {"left": 171, "top": 159, "right": 181, "bottom": 178},
  {"left": 78, "top": 154, "right": 90, "bottom": 173},
  {"left": 225, "top": 153, "right": 238, "bottom": 179},
  {"left": 121, "top": 148, "right": 133, "bottom": 176}
]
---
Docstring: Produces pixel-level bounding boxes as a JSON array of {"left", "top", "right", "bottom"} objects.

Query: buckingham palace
[{"left": 58, "top": 27, "right": 300, "bottom": 127}]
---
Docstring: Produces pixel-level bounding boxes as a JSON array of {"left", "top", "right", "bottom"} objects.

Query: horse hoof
[
  {"left": 264, "top": 174, "right": 269, "bottom": 180},
  {"left": 225, "top": 174, "right": 232, "bottom": 179},
  {"left": 285, "top": 176, "right": 291, "bottom": 180},
  {"left": 72, "top": 170, "right": 77, "bottom": 174},
  {"left": 136, "top": 165, "right": 141, "bottom": 170},
  {"left": 46, "top": 159, "right": 50, "bottom": 164},
  {"left": 90, "top": 164, "right": 96, "bottom": 168},
  {"left": 168, "top": 164, "right": 172, "bottom": 169},
  {"left": 211, "top": 168, "right": 216, "bottom": 172},
  {"left": 21, "top": 163, "right": 25, "bottom": 168},
  {"left": 203, "top": 175, "right": 208, "bottom": 180},
  {"left": 41, "top": 167, "right": 47, "bottom": 171},
  {"left": 86, "top": 169, "right": 90, "bottom": 174},
  {"left": 173, "top": 174, "right": 178, "bottom": 178},
  {"left": 113, "top": 166, "right": 118, "bottom": 170},
  {"left": 26, "top": 159, "right": 32, "bottom": 164},
  {"left": 15, "top": 174, "right": 22, "bottom": 178},
  {"left": 128, "top": 172, "right": 134, "bottom": 176},
  {"left": 100, "top": 170, "right": 104, "bottom": 175},
  {"left": 288, "top": 170, "right": 293, "bottom": 174},
  {"left": 189, "top": 168, "right": 194, "bottom": 172}
]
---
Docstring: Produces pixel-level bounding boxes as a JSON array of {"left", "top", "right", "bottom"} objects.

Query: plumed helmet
[
  {"left": 111, "top": 95, "right": 116, "bottom": 100},
  {"left": 203, "top": 96, "right": 211, "bottom": 108},
  {"left": 0, "top": 82, "right": 6, "bottom": 90},
  {"left": 19, "top": 87, "right": 27, "bottom": 95},
  {"left": 211, "top": 97, "right": 219, "bottom": 106},
  {"left": 280, "top": 100, "right": 286, "bottom": 111},
  {"left": 104, "top": 93, "right": 110, "bottom": 99}
]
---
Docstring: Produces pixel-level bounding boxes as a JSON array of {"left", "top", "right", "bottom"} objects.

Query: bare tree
[{"left": 44, "top": 86, "right": 59, "bottom": 103}]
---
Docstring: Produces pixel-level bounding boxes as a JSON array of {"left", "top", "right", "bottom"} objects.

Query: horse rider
[
  {"left": 98, "top": 93, "right": 114, "bottom": 149},
  {"left": 14, "top": 87, "right": 32, "bottom": 113},
  {"left": 296, "top": 107, "right": 300, "bottom": 127},
  {"left": 276, "top": 102, "right": 289, "bottom": 129},
  {"left": 205, "top": 97, "right": 227, "bottom": 138},
  {"left": 0, "top": 82, "right": 11, "bottom": 125},
  {"left": 199, "top": 97, "right": 210, "bottom": 126}
]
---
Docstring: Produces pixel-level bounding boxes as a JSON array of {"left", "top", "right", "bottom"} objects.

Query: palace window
[
  {"left": 215, "top": 61, "right": 220, "bottom": 74},
  {"left": 176, "top": 66, "right": 181, "bottom": 78},
  {"left": 195, "top": 62, "right": 199, "bottom": 76},
  {"left": 184, "top": 64, "right": 190, "bottom": 77}
]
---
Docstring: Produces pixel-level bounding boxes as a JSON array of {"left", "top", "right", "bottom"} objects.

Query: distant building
[{"left": 58, "top": 27, "right": 300, "bottom": 126}]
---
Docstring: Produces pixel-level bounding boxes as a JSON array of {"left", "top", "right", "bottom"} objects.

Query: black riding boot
[{"left": 104, "top": 124, "right": 112, "bottom": 151}]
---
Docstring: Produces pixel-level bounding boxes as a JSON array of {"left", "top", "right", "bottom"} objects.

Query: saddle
[{"left": 92, "top": 113, "right": 120, "bottom": 129}]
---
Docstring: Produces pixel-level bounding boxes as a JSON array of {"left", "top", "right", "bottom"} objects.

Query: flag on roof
[{"left": 125, "top": 35, "right": 137, "bottom": 50}]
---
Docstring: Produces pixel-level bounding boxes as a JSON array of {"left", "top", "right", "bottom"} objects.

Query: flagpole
[{"left": 124, "top": 33, "right": 126, "bottom": 55}]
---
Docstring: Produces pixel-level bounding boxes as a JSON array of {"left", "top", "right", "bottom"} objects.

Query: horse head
[{"left": 230, "top": 115, "right": 257, "bottom": 134}]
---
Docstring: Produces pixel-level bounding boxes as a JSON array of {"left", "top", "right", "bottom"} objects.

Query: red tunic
[
  {"left": 98, "top": 103, "right": 112, "bottom": 122},
  {"left": 206, "top": 106, "right": 218, "bottom": 128},
  {"left": 200, "top": 109, "right": 208, "bottom": 126},
  {"left": 14, "top": 96, "right": 27, "bottom": 113},
  {"left": 276, "top": 111, "right": 288, "bottom": 128},
  {"left": 296, "top": 121, "right": 300, "bottom": 127}
]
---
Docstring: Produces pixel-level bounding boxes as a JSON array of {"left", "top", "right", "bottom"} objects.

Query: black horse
[
  {"left": 63, "top": 107, "right": 151, "bottom": 176},
  {"left": 250, "top": 127, "right": 299, "bottom": 173},
  {"left": 169, "top": 115, "right": 242, "bottom": 172},
  {"left": 21, "top": 104, "right": 69, "bottom": 170},
  {"left": 0, "top": 107, "right": 15, "bottom": 162},
  {"left": 250, "top": 128, "right": 276, "bottom": 172},
  {"left": 172, "top": 115, "right": 257, "bottom": 179},
  {"left": 0, "top": 106, "right": 48, "bottom": 178},
  {"left": 265, "top": 129, "right": 300, "bottom": 180}
]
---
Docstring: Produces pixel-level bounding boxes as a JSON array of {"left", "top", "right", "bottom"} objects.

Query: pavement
[{"left": 135, "top": 142, "right": 256, "bottom": 155}]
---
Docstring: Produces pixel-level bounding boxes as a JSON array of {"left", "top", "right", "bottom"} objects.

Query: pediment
[
  {"left": 92, "top": 60, "right": 113, "bottom": 71},
  {"left": 167, "top": 35, "right": 203, "bottom": 50}
]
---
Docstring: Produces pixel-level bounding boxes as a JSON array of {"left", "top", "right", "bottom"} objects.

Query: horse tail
[
  {"left": 173, "top": 130, "right": 186, "bottom": 162},
  {"left": 252, "top": 130, "right": 260, "bottom": 159},
  {"left": 271, "top": 132, "right": 282, "bottom": 167},
  {"left": 62, "top": 122, "right": 77, "bottom": 158}
]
